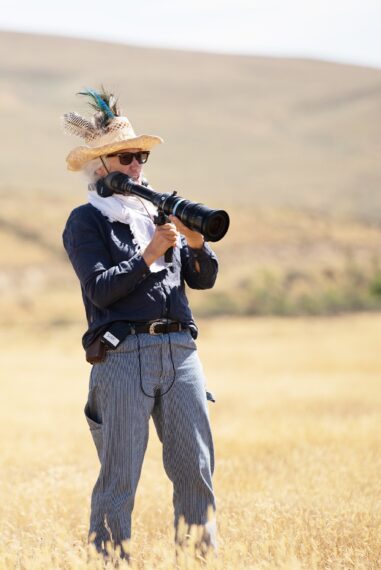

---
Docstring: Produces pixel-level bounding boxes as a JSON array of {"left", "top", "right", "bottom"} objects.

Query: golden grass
[
  {"left": 1, "top": 195, "right": 381, "bottom": 324},
  {"left": 1, "top": 314, "right": 381, "bottom": 569}
]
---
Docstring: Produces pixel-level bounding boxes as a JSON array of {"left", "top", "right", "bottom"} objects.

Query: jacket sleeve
[
  {"left": 62, "top": 209, "right": 151, "bottom": 309},
  {"left": 180, "top": 237, "right": 219, "bottom": 289}
]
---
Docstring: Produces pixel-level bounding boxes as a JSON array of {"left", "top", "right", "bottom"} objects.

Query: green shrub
[{"left": 193, "top": 265, "right": 381, "bottom": 318}]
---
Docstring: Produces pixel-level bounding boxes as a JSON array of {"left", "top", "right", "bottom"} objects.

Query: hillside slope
[{"left": 0, "top": 31, "right": 380, "bottom": 219}]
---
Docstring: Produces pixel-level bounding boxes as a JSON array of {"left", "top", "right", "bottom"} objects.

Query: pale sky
[{"left": 1, "top": 0, "right": 380, "bottom": 69}]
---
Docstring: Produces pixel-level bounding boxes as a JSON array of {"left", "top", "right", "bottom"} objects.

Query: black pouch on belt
[
  {"left": 85, "top": 336, "right": 107, "bottom": 364},
  {"left": 101, "top": 321, "right": 132, "bottom": 349}
]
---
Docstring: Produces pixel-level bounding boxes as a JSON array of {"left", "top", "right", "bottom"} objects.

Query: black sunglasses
[{"left": 106, "top": 151, "right": 150, "bottom": 165}]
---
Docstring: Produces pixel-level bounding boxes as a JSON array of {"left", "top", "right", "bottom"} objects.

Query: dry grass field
[
  {"left": 1, "top": 314, "right": 381, "bottom": 569},
  {"left": 1, "top": 190, "right": 381, "bottom": 325}
]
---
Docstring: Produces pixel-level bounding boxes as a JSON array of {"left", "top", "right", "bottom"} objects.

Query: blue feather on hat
[{"left": 79, "top": 88, "right": 115, "bottom": 119}]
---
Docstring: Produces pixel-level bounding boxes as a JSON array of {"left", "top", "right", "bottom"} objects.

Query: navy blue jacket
[{"left": 62, "top": 203, "right": 218, "bottom": 348}]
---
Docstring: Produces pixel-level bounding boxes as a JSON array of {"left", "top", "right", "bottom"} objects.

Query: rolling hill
[{"left": 0, "top": 30, "right": 380, "bottom": 218}]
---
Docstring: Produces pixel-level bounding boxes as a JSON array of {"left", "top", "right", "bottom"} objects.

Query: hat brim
[{"left": 66, "top": 134, "right": 163, "bottom": 171}]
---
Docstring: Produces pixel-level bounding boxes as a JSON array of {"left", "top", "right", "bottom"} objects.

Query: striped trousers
[{"left": 84, "top": 329, "right": 216, "bottom": 557}]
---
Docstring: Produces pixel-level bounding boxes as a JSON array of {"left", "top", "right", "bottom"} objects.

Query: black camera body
[{"left": 96, "top": 172, "right": 230, "bottom": 242}]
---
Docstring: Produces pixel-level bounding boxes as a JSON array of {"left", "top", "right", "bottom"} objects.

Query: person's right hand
[{"left": 143, "top": 223, "right": 179, "bottom": 267}]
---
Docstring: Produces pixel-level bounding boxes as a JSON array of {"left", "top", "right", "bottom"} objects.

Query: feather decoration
[
  {"left": 62, "top": 112, "right": 97, "bottom": 141},
  {"left": 99, "top": 85, "right": 120, "bottom": 116},
  {"left": 78, "top": 87, "right": 118, "bottom": 129}
]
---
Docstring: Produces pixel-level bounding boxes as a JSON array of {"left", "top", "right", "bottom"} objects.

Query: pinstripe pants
[{"left": 84, "top": 329, "right": 216, "bottom": 556}]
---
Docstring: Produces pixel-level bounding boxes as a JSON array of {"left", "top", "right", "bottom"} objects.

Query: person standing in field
[{"left": 61, "top": 88, "right": 218, "bottom": 561}]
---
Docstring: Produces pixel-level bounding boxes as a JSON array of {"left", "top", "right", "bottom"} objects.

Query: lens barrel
[
  {"left": 100, "top": 172, "right": 230, "bottom": 242},
  {"left": 160, "top": 196, "right": 229, "bottom": 242}
]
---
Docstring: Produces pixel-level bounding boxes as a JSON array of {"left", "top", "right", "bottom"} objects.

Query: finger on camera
[
  {"left": 159, "top": 229, "right": 178, "bottom": 240},
  {"left": 157, "top": 222, "right": 176, "bottom": 231},
  {"left": 163, "top": 234, "right": 177, "bottom": 245},
  {"left": 169, "top": 215, "right": 183, "bottom": 228},
  {"left": 156, "top": 233, "right": 176, "bottom": 245}
]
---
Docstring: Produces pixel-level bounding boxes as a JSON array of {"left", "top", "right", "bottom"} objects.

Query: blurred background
[
  {"left": 1, "top": 1, "right": 381, "bottom": 568},
  {"left": 0, "top": 0, "right": 381, "bottom": 325}
]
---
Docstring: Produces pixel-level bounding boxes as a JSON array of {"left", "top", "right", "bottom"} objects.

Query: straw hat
[{"left": 62, "top": 88, "right": 163, "bottom": 171}]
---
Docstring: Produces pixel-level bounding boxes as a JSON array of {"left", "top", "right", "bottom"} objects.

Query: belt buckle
[{"left": 149, "top": 320, "right": 165, "bottom": 335}]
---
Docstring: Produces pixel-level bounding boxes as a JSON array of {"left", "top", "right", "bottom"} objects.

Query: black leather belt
[
  {"left": 101, "top": 319, "right": 188, "bottom": 350},
  {"left": 130, "top": 320, "right": 186, "bottom": 335}
]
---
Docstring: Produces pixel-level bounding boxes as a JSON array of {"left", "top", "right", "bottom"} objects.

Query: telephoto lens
[
  {"left": 162, "top": 196, "right": 230, "bottom": 242},
  {"left": 98, "top": 172, "right": 230, "bottom": 242}
]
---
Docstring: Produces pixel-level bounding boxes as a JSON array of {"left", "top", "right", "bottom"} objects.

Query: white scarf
[{"left": 88, "top": 188, "right": 181, "bottom": 273}]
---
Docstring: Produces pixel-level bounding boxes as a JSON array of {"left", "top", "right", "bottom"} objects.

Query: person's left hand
[{"left": 169, "top": 216, "right": 204, "bottom": 249}]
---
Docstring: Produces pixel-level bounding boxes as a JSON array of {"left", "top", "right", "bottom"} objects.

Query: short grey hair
[{"left": 82, "top": 157, "right": 107, "bottom": 185}]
